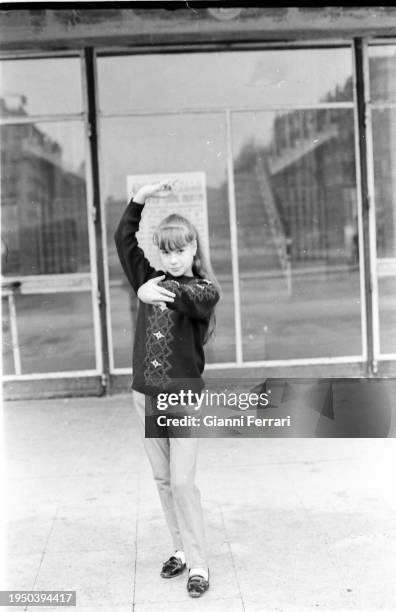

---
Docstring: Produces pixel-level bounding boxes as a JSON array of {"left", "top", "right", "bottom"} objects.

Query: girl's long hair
[{"left": 153, "top": 213, "right": 221, "bottom": 343}]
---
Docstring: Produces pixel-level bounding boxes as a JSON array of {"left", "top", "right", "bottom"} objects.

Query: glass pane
[
  {"left": 369, "top": 45, "right": 396, "bottom": 102},
  {"left": 2, "top": 295, "right": 13, "bottom": 375},
  {"left": 1, "top": 121, "right": 89, "bottom": 276},
  {"left": 0, "top": 57, "right": 83, "bottom": 116},
  {"left": 1, "top": 292, "right": 96, "bottom": 374},
  {"left": 233, "top": 108, "right": 361, "bottom": 360},
  {"left": 101, "top": 114, "right": 235, "bottom": 366},
  {"left": 98, "top": 48, "right": 353, "bottom": 114},
  {"left": 378, "top": 278, "right": 396, "bottom": 354},
  {"left": 372, "top": 108, "right": 396, "bottom": 354},
  {"left": 110, "top": 283, "right": 134, "bottom": 370}
]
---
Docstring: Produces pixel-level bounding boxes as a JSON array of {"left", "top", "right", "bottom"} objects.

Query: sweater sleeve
[
  {"left": 160, "top": 278, "right": 220, "bottom": 320},
  {"left": 114, "top": 199, "right": 159, "bottom": 293}
]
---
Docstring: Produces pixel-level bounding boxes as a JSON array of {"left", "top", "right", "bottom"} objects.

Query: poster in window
[{"left": 126, "top": 171, "right": 210, "bottom": 270}]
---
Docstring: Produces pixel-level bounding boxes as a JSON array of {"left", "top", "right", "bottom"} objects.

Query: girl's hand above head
[
  {"left": 134, "top": 179, "right": 178, "bottom": 203},
  {"left": 137, "top": 275, "right": 176, "bottom": 305}
]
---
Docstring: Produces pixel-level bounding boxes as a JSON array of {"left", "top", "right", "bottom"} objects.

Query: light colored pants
[{"left": 133, "top": 390, "right": 208, "bottom": 569}]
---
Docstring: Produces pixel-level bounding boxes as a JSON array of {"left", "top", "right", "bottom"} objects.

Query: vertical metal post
[
  {"left": 8, "top": 293, "right": 21, "bottom": 375},
  {"left": 225, "top": 110, "right": 243, "bottom": 364},
  {"left": 84, "top": 48, "right": 111, "bottom": 392},
  {"left": 353, "top": 39, "right": 377, "bottom": 376}
]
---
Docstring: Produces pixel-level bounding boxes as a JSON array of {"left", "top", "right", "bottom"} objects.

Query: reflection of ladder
[{"left": 254, "top": 157, "right": 292, "bottom": 294}]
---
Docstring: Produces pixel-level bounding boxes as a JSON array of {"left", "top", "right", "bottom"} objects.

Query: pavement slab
[
  {"left": 4, "top": 394, "right": 396, "bottom": 611},
  {"left": 33, "top": 549, "right": 134, "bottom": 607}
]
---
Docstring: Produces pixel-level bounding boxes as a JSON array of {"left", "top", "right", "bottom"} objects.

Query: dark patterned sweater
[{"left": 114, "top": 199, "right": 220, "bottom": 396}]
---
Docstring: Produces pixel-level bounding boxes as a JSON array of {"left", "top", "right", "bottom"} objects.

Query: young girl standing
[{"left": 114, "top": 179, "right": 220, "bottom": 598}]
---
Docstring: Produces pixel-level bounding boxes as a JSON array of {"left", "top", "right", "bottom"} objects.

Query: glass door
[{"left": 1, "top": 55, "right": 101, "bottom": 377}]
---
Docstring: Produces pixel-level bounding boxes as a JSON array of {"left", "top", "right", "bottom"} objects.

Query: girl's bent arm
[
  {"left": 160, "top": 279, "right": 220, "bottom": 320},
  {"left": 114, "top": 200, "right": 158, "bottom": 293}
]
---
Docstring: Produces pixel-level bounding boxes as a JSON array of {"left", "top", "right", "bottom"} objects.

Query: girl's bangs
[{"left": 154, "top": 225, "right": 194, "bottom": 252}]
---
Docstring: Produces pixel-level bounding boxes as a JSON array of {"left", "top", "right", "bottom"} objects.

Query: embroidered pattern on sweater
[
  {"left": 144, "top": 303, "right": 174, "bottom": 388},
  {"left": 162, "top": 278, "right": 218, "bottom": 304},
  {"left": 180, "top": 279, "right": 218, "bottom": 303}
]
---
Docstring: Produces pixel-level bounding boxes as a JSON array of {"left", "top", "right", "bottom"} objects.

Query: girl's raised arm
[
  {"left": 114, "top": 198, "right": 157, "bottom": 293},
  {"left": 114, "top": 182, "right": 171, "bottom": 293}
]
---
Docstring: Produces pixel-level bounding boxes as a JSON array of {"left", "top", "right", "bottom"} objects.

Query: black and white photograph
[{"left": 1, "top": 3, "right": 396, "bottom": 611}]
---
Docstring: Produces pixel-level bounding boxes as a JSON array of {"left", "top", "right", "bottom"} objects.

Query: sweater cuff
[{"left": 129, "top": 197, "right": 145, "bottom": 207}]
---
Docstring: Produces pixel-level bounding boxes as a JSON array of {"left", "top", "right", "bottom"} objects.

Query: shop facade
[{"left": 1, "top": 8, "right": 396, "bottom": 398}]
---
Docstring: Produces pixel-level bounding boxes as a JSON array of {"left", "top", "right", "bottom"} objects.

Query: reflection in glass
[
  {"left": 372, "top": 109, "right": 396, "bottom": 259},
  {"left": 1, "top": 121, "right": 89, "bottom": 276},
  {"left": 100, "top": 114, "right": 235, "bottom": 366},
  {"left": 0, "top": 57, "right": 83, "bottom": 116},
  {"left": 2, "top": 292, "right": 96, "bottom": 374},
  {"left": 369, "top": 45, "right": 396, "bottom": 102},
  {"left": 98, "top": 48, "right": 353, "bottom": 113},
  {"left": 233, "top": 107, "right": 361, "bottom": 360},
  {"left": 372, "top": 109, "right": 396, "bottom": 354},
  {"left": 1, "top": 295, "right": 13, "bottom": 375}
]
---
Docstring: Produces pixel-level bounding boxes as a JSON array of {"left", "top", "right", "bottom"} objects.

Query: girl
[{"left": 114, "top": 179, "right": 220, "bottom": 598}]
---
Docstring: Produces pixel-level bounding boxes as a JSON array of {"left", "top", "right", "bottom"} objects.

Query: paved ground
[{"left": 3, "top": 393, "right": 396, "bottom": 611}]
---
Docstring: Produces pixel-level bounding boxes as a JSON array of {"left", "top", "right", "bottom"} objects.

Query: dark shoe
[
  {"left": 160, "top": 555, "right": 186, "bottom": 579},
  {"left": 187, "top": 570, "right": 210, "bottom": 598}
]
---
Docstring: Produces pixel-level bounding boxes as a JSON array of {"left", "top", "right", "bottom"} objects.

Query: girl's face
[{"left": 159, "top": 241, "right": 196, "bottom": 277}]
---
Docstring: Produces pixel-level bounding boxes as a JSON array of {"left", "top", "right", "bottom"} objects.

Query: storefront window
[
  {"left": 2, "top": 43, "right": 395, "bottom": 385},
  {"left": 233, "top": 108, "right": 360, "bottom": 359},
  {"left": 98, "top": 48, "right": 352, "bottom": 113},
  {"left": 101, "top": 113, "right": 234, "bottom": 367},
  {"left": 99, "top": 47, "right": 358, "bottom": 368},
  {"left": 1, "top": 57, "right": 96, "bottom": 376},
  {"left": 0, "top": 57, "right": 83, "bottom": 116}
]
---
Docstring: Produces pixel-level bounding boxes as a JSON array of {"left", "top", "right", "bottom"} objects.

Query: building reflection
[
  {"left": 0, "top": 94, "right": 88, "bottom": 276},
  {"left": 234, "top": 56, "right": 395, "bottom": 273},
  {"left": 234, "top": 77, "right": 357, "bottom": 273}
]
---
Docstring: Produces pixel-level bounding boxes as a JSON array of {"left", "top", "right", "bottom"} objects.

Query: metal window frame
[
  {"left": 114, "top": 354, "right": 365, "bottom": 375},
  {"left": 82, "top": 49, "right": 105, "bottom": 379},
  {"left": 353, "top": 38, "right": 378, "bottom": 375},
  {"left": 95, "top": 39, "right": 356, "bottom": 58},
  {"left": 101, "top": 100, "right": 363, "bottom": 375},
  {"left": 352, "top": 41, "right": 369, "bottom": 364},
  {"left": 225, "top": 109, "right": 243, "bottom": 365},
  {"left": 1, "top": 50, "right": 104, "bottom": 383},
  {"left": 100, "top": 40, "right": 370, "bottom": 378},
  {"left": 83, "top": 47, "right": 111, "bottom": 391},
  {"left": 98, "top": 103, "right": 355, "bottom": 120}
]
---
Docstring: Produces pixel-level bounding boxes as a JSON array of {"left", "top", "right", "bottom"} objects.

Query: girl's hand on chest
[{"left": 137, "top": 275, "right": 176, "bottom": 306}]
